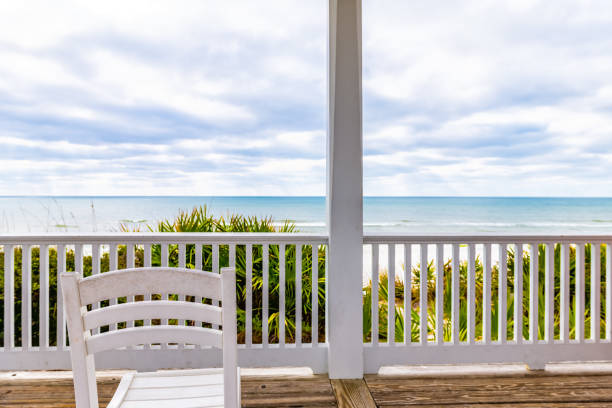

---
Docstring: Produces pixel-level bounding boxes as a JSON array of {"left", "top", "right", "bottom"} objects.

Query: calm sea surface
[{"left": 1, "top": 196, "right": 612, "bottom": 234}]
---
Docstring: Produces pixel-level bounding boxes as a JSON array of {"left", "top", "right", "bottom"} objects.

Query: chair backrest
[{"left": 61, "top": 267, "right": 238, "bottom": 408}]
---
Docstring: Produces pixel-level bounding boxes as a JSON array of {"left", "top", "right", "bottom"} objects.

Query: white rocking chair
[{"left": 61, "top": 266, "right": 240, "bottom": 408}]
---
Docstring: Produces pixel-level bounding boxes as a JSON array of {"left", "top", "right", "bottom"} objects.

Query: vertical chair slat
[
  {"left": 591, "top": 243, "right": 601, "bottom": 342},
  {"left": 452, "top": 244, "right": 460, "bottom": 344},
  {"left": 40, "top": 244, "right": 49, "bottom": 349},
  {"left": 560, "top": 243, "right": 570, "bottom": 342},
  {"left": 514, "top": 243, "right": 523, "bottom": 343},
  {"left": 420, "top": 244, "right": 428, "bottom": 345},
  {"left": 435, "top": 244, "right": 443, "bottom": 344},
  {"left": 246, "top": 243, "right": 253, "bottom": 347},
  {"left": 544, "top": 242, "right": 554, "bottom": 343},
  {"left": 576, "top": 243, "right": 585, "bottom": 342},
  {"left": 371, "top": 244, "right": 379, "bottom": 345},
  {"left": 21, "top": 245, "right": 32, "bottom": 350},
  {"left": 483, "top": 243, "right": 492, "bottom": 344},
  {"left": 404, "top": 244, "right": 412, "bottom": 345},
  {"left": 311, "top": 244, "right": 318, "bottom": 346},
  {"left": 295, "top": 244, "right": 302, "bottom": 346},
  {"left": 467, "top": 243, "right": 476, "bottom": 344},
  {"left": 388, "top": 244, "right": 396, "bottom": 345},
  {"left": 529, "top": 243, "right": 539, "bottom": 343},
  {"left": 263, "top": 244, "right": 269, "bottom": 347},
  {"left": 279, "top": 243, "right": 286, "bottom": 346},
  {"left": 56, "top": 244, "right": 66, "bottom": 348},
  {"left": 499, "top": 244, "right": 507, "bottom": 343},
  {"left": 607, "top": 243, "right": 612, "bottom": 340},
  {"left": 4, "top": 245, "right": 14, "bottom": 350}
]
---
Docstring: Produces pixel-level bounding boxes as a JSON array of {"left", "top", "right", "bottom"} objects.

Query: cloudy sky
[{"left": 1, "top": 0, "right": 612, "bottom": 196}]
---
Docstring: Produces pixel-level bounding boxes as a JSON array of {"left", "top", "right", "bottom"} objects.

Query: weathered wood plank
[{"left": 331, "top": 379, "right": 377, "bottom": 408}]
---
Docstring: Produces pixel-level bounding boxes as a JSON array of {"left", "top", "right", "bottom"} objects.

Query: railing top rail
[
  {"left": 364, "top": 233, "right": 612, "bottom": 244},
  {"left": 0, "top": 232, "right": 329, "bottom": 245}
]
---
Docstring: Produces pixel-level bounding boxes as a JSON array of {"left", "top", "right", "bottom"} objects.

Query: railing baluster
[
  {"left": 529, "top": 243, "right": 539, "bottom": 343},
  {"left": 435, "top": 244, "right": 443, "bottom": 344},
  {"left": 245, "top": 243, "right": 253, "bottom": 347},
  {"left": 514, "top": 243, "right": 523, "bottom": 343},
  {"left": 591, "top": 243, "right": 601, "bottom": 342},
  {"left": 483, "top": 243, "right": 492, "bottom": 344},
  {"left": 279, "top": 243, "right": 286, "bottom": 346},
  {"left": 607, "top": 243, "right": 612, "bottom": 341},
  {"left": 420, "top": 244, "right": 428, "bottom": 344},
  {"left": 576, "top": 243, "right": 585, "bottom": 342},
  {"left": 499, "top": 244, "right": 507, "bottom": 343},
  {"left": 388, "top": 244, "right": 396, "bottom": 345},
  {"left": 371, "top": 244, "right": 379, "bottom": 345},
  {"left": 40, "top": 244, "right": 49, "bottom": 349},
  {"left": 56, "top": 244, "right": 66, "bottom": 348},
  {"left": 212, "top": 244, "right": 219, "bottom": 330},
  {"left": 311, "top": 244, "right": 318, "bottom": 346},
  {"left": 404, "top": 244, "right": 411, "bottom": 345},
  {"left": 91, "top": 244, "right": 101, "bottom": 335},
  {"left": 177, "top": 243, "right": 186, "bottom": 330},
  {"left": 161, "top": 243, "right": 169, "bottom": 342},
  {"left": 21, "top": 245, "right": 32, "bottom": 350},
  {"left": 109, "top": 244, "right": 118, "bottom": 331},
  {"left": 560, "top": 243, "right": 570, "bottom": 342},
  {"left": 295, "top": 243, "right": 302, "bottom": 346},
  {"left": 144, "top": 244, "right": 152, "bottom": 329},
  {"left": 194, "top": 243, "right": 202, "bottom": 349},
  {"left": 544, "top": 242, "right": 554, "bottom": 343},
  {"left": 467, "top": 243, "right": 476, "bottom": 344},
  {"left": 452, "top": 244, "right": 460, "bottom": 344},
  {"left": 263, "top": 244, "right": 269, "bottom": 347},
  {"left": 4, "top": 245, "right": 14, "bottom": 350}
]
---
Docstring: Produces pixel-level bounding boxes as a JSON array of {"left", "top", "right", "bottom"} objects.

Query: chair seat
[{"left": 107, "top": 368, "right": 236, "bottom": 408}]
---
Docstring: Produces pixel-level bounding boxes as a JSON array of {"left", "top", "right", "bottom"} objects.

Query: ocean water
[{"left": 1, "top": 196, "right": 612, "bottom": 234}]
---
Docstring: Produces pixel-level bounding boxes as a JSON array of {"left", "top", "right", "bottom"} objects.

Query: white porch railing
[
  {"left": 364, "top": 234, "right": 612, "bottom": 372},
  {"left": 0, "top": 233, "right": 329, "bottom": 372},
  {"left": 2, "top": 233, "right": 612, "bottom": 374}
]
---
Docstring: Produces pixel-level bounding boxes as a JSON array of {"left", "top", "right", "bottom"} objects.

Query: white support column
[{"left": 327, "top": 0, "right": 364, "bottom": 379}]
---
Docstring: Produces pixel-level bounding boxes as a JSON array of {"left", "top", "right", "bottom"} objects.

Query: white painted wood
[
  {"left": 40, "top": 244, "right": 49, "bottom": 349},
  {"left": 514, "top": 243, "right": 523, "bottom": 343},
  {"left": 403, "top": 244, "right": 411, "bottom": 345},
  {"left": 61, "top": 266, "right": 239, "bottom": 408},
  {"left": 21, "top": 244, "right": 32, "bottom": 350},
  {"left": 560, "top": 243, "right": 570, "bottom": 342},
  {"left": 467, "top": 243, "right": 476, "bottom": 344},
  {"left": 144, "top": 244, "right": 152, "bottom": 330},
  {"left": 364, "top": 234, "right": 612, "bottom": 244},
  {"left": 279, "top": 243, "right": 286, "bottom": 347},
  {"left": 499, "top": 244, "right": 507, "bottom": 343},
  {"left": 87, "top": 326, "right": 222, "bottom": 354},
  {"left": 327, "top": 0, "right": 363, "bottom": 379},
  {"left": 388, "top": 244, "right": 395, "bottom": 345},
  {"left": 84, "top": 301, "right": 222, "bottom": 330},
  {"left": 91, "top": 245, "right": 100, "bottom": 336},
  {"left": 78, "top": 267, "right": 222, "bottom": 305},
  {"left": 529, "top": 243, "right": 539, "bottom": 343},
  {"left": 371, "top": 244, "right": 379, "bottom": 345},
  {"left": 263, "top": 244, "right": 269, "bottom": 347},
  {"left": 106, "top": 373, "right": 133, "bottom": 408},
  {"left": 127, "top": 244, "right": 136, "bottom": 329},
  {"left": 57, "top": 244, "right": 66, "bottom": 348},
  {"left": 435, "top": 244, "right": 443, "bottom": 344},
  {"left": 311, "top": 244, "right": 319, "bottom": 346},
  {"left": 591, "top": 244, "right": 601, "bottom": 341},
  {"left": 295, "top": 244, "right": 303, "bottom": 346},
  {"left": 420, "top": 244, "right": 428, "bottom": 345},
  {"left": 607, "top": 243, "right": 612, "bottom": 340},
  {"left": 452, "top": 244, "right": 460, "bottom": 344},
  {"left": 4, "top": 245, "right": 14, "bottom": 349},
  {"left": 544, "top": 242, "right": 554, "bottom": 343},
  {"left": 61, "top": 272, "right": 98, "bottom": 408},
  {"left": 212, "top": 244, "right": 220, "bottom": 330},
  {"left": 483, "top": 243, "right": 492, "bottom": 344},
  {"left": 109, "top": 244, "right": 119, "bottom": 331},
  {"left": 246, "top": 243, "right": 253, "bottom": 346},
  {"left": 576, "top": 243, "right": 585, "bottom": 342}
]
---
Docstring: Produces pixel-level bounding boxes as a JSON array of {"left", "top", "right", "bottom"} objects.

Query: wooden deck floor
[{"left": 4, "top": 367, "right": 612, "bottom": 407}]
